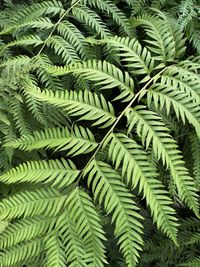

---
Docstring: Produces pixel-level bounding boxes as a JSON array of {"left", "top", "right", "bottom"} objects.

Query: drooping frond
[
  {"left": 84, "top": 160, "right": 144, "bottom": 267},
  {"left": 72, "top": 5, "right": 111, "bottom": 38},
  {"left": 0, "top": 188, "right": 66, "bottom": 220},
  {"left": 81, "top": 0, "right": 133, "bottom": 36},
  {"left": 181, "top": 257, "right": 200, "bottom": 267},
  {"left": 0, "top": 216, "right": 56, "bottom": 249},
  {"left": 0, "top": 239, "right": 42, "bottom": 267},
  {"left": 190, "top": 133, "right": 200, "bottom": 188},
  {"left": 46, "top": 60, "right": 134, "bottom": 101},
  {"left": 107, "top": 133, "right": 179, "bottom": 243},
  {"left": 101, "top": 36, "right": 154, "bottom": 81},
  {"left": 132, "top": 13, "right": 177, "bottom": 61},
  {"left": 45, "top": 234, "right": 66, "bottom": 267},
  {"left": 147, "top": 83, "right": 200, "bottom": 139},
  {"left": 55, "top": 212, "right": 87, "bottom": 267},
  {"left": 5, "top": 125, "right": 97, "bottom": 155},
  {"left": 26, "top": 86, "right": 116, "bottom": 127},
  {"left": 66, "top": 187, "right": 107, "bottom": 266},
  {"left": 0, "top": 158, "right": 80, "bottom": 188},
  {"left": 125, "top": 106, "right": 199, "bottom": 216}
]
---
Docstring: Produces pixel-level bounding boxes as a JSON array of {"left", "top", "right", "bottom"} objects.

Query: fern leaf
[
  {"left": 0, "top": 239, "right": 42, "bottom": 267},
  {"left": 84, "top": 160, "right": 144, "bottom": 267},
  {"left": 45, "top": 35, "right": 80, "bottom": 64},
  {"left": 57, "top": 20, "right": 88, "bottom": 60},
  {"left": 126, "top": 106, "right": 199, "bottom": 216},
  {"left": 5, "top": 125, "right": 97, "bottom": 156},
  {"left": 102, "top": 36, "right": 154, "bottom": 79},
  {"left": 147, "top": 83, "right": 200, "bottom": 139},
  {"left": 0, "top": 187, "right": 66, "bottom": 220},
  {"left": 181, "top": 257, "right": 200, "bottom": 267},
  {"left": 56, "top": 212, "right": 87, "bottom": 267},
  {"left": 45, "top": 234, "right": 66, "bottom": 267},
  {"left": 72, "top": 5, "right": 111, "bottom": 38},
  {"left": 66, "top": 187, "right": 107, "bottom": 266},
  {"left": 190, "top": 133, "right": 200, "bottom": 188},
  {"left": 81, "top": 0, "right": 133, "bottom": 36},
  {"left": 132, "top": 14, "right": 176, "bottom": 61},
  {"left": 46, "top": 60, "right": 134, "bottom": 101},
  {"left": 27, "top": 86, "right": 116, "bottom": 127},
  {"left": 0, "top": 216, "right": 56, "bottom": 249},
  {"left": 107, "top": 133, "right": 179, "bottom": 243},
  {"left": 0, "top": 158, "right": 80, "bottom": 188}
]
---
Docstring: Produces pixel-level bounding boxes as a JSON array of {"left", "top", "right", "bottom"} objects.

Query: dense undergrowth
[{"left": 0, "top": 0, "right": 200, "bottom": 266}]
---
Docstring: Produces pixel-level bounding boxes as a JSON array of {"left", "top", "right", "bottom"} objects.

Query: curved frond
[
  {"left": 26, "top": 86, "right": 116, "bottom": 127},
  {"left": 46, "top": 60, "right": 134, "bottom": 101},
  {"left": 126, "top": 106, "right": 199, "bottom": 216},
  {"left": 66, "top": 187, "right": 107, "bottom": 266},
  {"left": 107, "top": 133, "right": 179, "bottom": 243},
  {"left": 0, "top": 187, "right": 66, "bottom": 220},
  {"left": 5, "top": 125, "right": 97, "bottom": 156},
  {"left": 0, "top": 158, "right": 80, "bottom": 188},
  {"left": 84, "top": 160, "right": 144, "bottom": 267}
]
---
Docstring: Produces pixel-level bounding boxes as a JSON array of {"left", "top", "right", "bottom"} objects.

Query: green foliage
[{"left": 0, "top": 0, "right": 200, "bottom": 266}]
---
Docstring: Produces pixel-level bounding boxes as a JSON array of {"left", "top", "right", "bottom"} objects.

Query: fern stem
[{"left": 77, "top": 68, "right": 167, "bottom": 184}]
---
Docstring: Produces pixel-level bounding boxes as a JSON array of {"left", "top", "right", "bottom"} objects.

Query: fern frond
[
  {"left": 0, "top": 158, "right": 80, "bottom": 188},
  {"left": 107, "top": 133, "right": 179, "bottom": 243},
  {"left": 132, "top": 14, "right": 176, "bottom": 61},
  {"left": 178, "top": 0, "right": 197, "bottom": 30},
  {"left": 181, "top": 257, "right": 200, "bottom": 267},
  {"left": 57, "top": 21, "right": 88, "bottom": 60},
  {"left": 55, "top": 212, "right": 87, "bottom": 267},
  {"left": 0, "top": 187, "right": 66, "bottom": 220},
  {"left": 45, "top": 36, "right": 80, "bottom": 64},
  {"left": 102, "top": 36, "right": 154, "bottom": 80},
  {"left": 84, "top": 160, "right": 144, "bottom": 267},
  {"left": 72, "top": 5, "right": 111, "bottom": 38},
  {"left": 5, "top": 125, "right": 97, "bottom": 156},
  {"left": 46, "top": 60, "right": 134, "bottom": 101},
  {"left": 147, "top": 83, "right": 200, "bottom": 139},
  {"left": 0, "top": 216, "right": 56, "bottom": 249},
  {"left": 66, "top": 187, "right": 107, "bottom": 266},
  {"left": 0, "top": 239, "right": 42, "bottom": 267},
  {"left": 190, "top": 133, "right": 200, "bottom": 188},
  {"left": 126, "top": 106, "right": 199, "bottom": 216},
  {"left": 81, "top": 0, "right": 133, "bottom": 36},
  {"left": 45, "top": 234, "right": 66, "bottom": 267},
  {"left": 27, "top": 86, "right": 116, "bottom": 127}
]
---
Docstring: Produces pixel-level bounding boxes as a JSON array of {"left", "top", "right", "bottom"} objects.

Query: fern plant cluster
[{"left": 0, "top": 0, "right": 200, "bottom": 266}]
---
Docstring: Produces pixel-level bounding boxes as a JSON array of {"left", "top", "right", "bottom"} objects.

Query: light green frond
[
  {"left": 5, "top": 125, "right": 97, "bottom": 156},
  {"left": 147, "top": 83, "right": 200, "bottom": 138},
  {"left": 0, "top": 187, "right": 66, "bottom": 220},
  {"left": 45, "top": 36, "right": 80, "bottom": 64},
  {"left": 0, "top": 216, "right": 56, "bottom": 249},
  {"left": 46, "top": 60, "right": 134, "bottom": 101},
  {"left": 81, "top": 0, "right": 133, "bottom": 36},
  {"left": 72, "top": 5, "right": 111, "bottom": 38},
  {"left": 66, "top": 187, "right": 107, "bottom": 266},
  {"left": 26, "top": 86, "right": 116, "bottom": 127},
  {"left": 107, "top": 133, "right": 179, "bottom": 243},
  {"left": 126, "top": 106, "right": 199, "bottom": 216},
  {"left": 132, "top": 13, "right": 176, "bottom": 61},
  {"left": 45, "top": 234, "right": 66, "bottom": 267},
  {"left": 56, "top": 212, "right": 87, "bottom": 267},
  {"left": 84, "top": 160, "right": 144, "bottom": 267},
  {"left": 101, "top": 36, "right": 154, "bottom": 80},
  {"left": 57, "top": 21, "right": 88, "bottom": 60},
  {"left": 0, "top": 239, "right": 42, "bottom": 267},
  {"left": 0, "top": 158, "right": 80, "bottom": 188}
]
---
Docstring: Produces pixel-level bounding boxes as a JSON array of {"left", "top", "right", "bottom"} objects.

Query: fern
[{"left": 0, "top": 0, "right": 200, "bottom": 266}]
